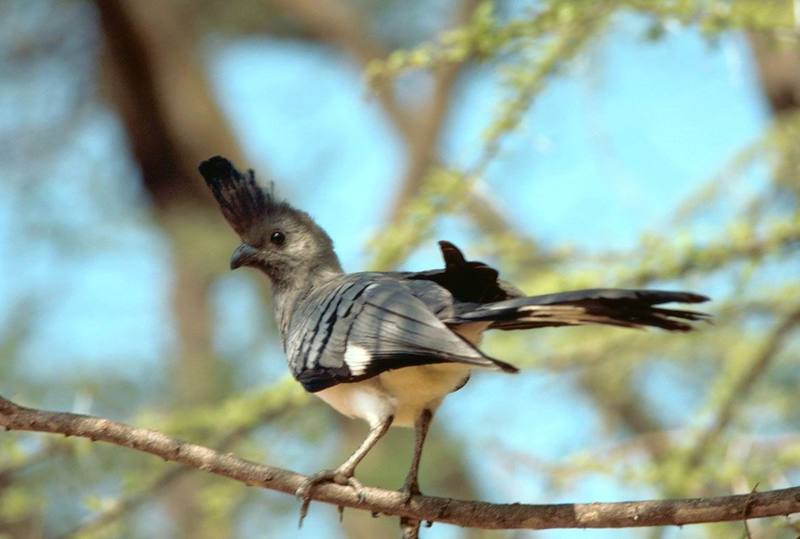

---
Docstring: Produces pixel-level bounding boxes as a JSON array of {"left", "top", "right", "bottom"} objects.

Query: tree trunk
[{"left": 95, "top": 1, "right": 246, "bottom": 535}]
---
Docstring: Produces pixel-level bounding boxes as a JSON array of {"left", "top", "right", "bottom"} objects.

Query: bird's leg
[
  {"left": 296, "top": 414, "right": 393, "bottom": 526},
  {"left": 401, "top": 408, "right": 433, "bottom": 504}
]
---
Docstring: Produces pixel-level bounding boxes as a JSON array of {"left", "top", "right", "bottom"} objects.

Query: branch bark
[{"left": 2, "top": 395, "right": 799, "bottom": 531}]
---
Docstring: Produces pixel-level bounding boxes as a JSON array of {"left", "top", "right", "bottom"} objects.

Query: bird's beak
[{"left": 230, "top": 243, "right": 258, "bottom": 270}]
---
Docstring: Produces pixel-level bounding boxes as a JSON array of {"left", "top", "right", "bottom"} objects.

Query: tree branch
[
  {"left": 2, "top": 395, "right": 800, "bottom": 531},
  {"left": 686, "top": 304, "right": 800, "bottom": 467},
  {"left": 0, "top": 440, "right": 70, "bottom": 494},
  {"left": 384, "top": 0, "right": 481, "bottom": 224},
  {"left": 57, "top": 403, "right": 293, "bottom": 538},
  {"left": 94, "top": 0, "right": 245, "bottom": 209}
]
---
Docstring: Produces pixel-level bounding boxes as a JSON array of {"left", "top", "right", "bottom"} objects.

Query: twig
[
  {"left": 2, "top": 395, "right": 800, "bottom": 531},
  {"left": 59, "top": 465, "right": 185, "bottom": 539},
  {"left": 385, "top": 0, "right": 481, "bottom": 223},
  {"left": 271, "top": 0, "right": 522, "bottom": 261},
  {"left": 687, "top": 305, "right": 800, "bottom": 467},
  {"left": 400, "top": 516, "right": 422, "bottom": 538},
  {"left": 0, "top": 440, "right": 70, "bottom": 492}
]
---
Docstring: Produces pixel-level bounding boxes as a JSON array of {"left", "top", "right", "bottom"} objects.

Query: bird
[{"left": 198, "top": 155, "right": 710, "bottom": 516}]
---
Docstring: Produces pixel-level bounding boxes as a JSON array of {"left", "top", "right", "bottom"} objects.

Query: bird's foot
[
  {"left": 296, "top": 469, "right": 365, "bottom": 527},
  {"left": 400, "top": 478, "right": 421, "bottom": 505}
]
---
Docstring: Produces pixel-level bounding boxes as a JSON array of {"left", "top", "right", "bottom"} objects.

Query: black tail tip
[
  {"left": 671, "top": 292, "right": 710, "bottom": 304},
  {"left": 198, "top": 155, "right": 236, "bottom": 182},
  {"left": 495, "top": 358, "right": 520, "bottom": 374}
]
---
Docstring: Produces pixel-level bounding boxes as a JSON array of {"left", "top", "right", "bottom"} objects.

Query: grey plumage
[
  {"left": 199, "top": 155, "right": 710, "bottom": 512},
  {"left": 286, "top": 275, "right": 517, "bottom": 393}
]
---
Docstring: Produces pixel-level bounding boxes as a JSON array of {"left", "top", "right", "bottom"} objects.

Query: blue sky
[{"left": 0, "top": 8, "right": 770, "bottom": 539}]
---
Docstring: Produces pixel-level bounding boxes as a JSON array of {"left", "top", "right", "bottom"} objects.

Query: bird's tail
[{"left": 445, "top": 289, "right": 710, "bottom": 332}]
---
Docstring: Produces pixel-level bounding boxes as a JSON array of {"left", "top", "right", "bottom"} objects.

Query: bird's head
[{"left": 199, "top": 156, "right": 341, "bottom": 285}]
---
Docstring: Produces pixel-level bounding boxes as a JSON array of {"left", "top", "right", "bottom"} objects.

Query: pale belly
[{"left": 315, "top": 363, "right": 471, "bottom": 428}]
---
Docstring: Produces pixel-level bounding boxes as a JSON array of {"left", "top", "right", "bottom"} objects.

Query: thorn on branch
[
  {"left": 742, "top": 483, "right": 760, "bottom": 539},
  {"left": 436, "top": 499, "right": 451, "bottom": 519}
]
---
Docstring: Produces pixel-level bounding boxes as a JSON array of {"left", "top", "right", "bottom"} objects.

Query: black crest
[{"left": 199, "top": 156, "right": 271, "bottom": 237}]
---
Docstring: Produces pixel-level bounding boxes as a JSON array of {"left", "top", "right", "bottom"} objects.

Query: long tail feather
[{"left": 446, "top": 289, "right": 711, "bottom": 332}]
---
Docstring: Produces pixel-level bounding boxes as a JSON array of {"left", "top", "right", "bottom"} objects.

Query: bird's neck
[{"left": 271, "top": 259, "right": 343, "bottom": 337}]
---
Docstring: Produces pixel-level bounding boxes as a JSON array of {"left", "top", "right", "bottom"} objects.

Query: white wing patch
[{"left": 344, "top": 344, "right": 373, "bottom": 376}]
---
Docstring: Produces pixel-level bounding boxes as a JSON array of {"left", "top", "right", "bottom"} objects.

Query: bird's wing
[{"left": 286, "top": 275, "right": 517, "bottom": 393}]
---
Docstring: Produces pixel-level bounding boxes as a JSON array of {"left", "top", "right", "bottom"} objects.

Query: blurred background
[{"left": 1, "top": 0, "right": 799, "bottom": 538}]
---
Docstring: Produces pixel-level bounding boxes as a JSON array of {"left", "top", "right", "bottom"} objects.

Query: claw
[
  {"left": 298, "top": 497, "right": 312, "bottom": 528},
  {"left": 296, "top": 469, "right": 337, "bottom": 527},
  {"left": 295, "top": 469, "right": 364, "bottom": 527},
  {"left": 345, "top": 476, "right": 366, "bottom": 502}
]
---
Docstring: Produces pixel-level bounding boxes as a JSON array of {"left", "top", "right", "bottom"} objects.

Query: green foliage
[{"left": 369, "top": 167, "right": 473, "bottom": 268}]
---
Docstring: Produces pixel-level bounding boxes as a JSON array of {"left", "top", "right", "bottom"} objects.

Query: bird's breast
[{"left": 314, "top": 363, "right": 471, "bottom": 428}]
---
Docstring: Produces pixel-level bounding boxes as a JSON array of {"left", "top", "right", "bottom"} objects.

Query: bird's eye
[{"left": 270, "top": 231, "right": 285, "bottom": 246}]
